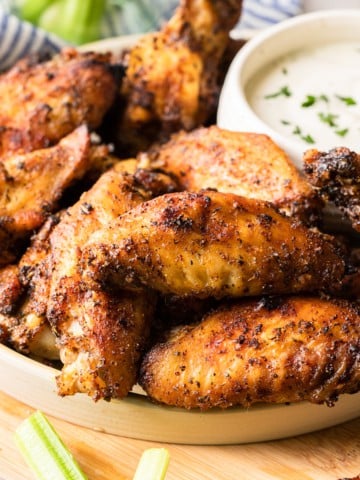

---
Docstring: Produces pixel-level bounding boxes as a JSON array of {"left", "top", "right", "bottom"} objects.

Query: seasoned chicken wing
[
  {"left": 0, "top": 49, "right": 117, "bottom": 156},
  {"left": 0, "top": 213, "right": 60, "bottom": 358},
  {"left": 139, "top": 296, "right": 360, "bottom": 409},
  {"left": 47, "top": 162, "right": 177, "bottom": 400},
  {"left": 0, "top": 126, "right": 91, "bottom": 266},
  {"left": 0, "top": 264, "right": 23, "bottom": 345},
  {"left": 82, "top": 190, "right": 345, "bottom": 299},
  {"left": 303, "top": 147, "right": 360, "bottom": 232},
  {"left": 139, "top": 126, "right": 321, "bottom": 223},
  {"left": 113, "top": 0, "right": 243, "bottom": 154}
]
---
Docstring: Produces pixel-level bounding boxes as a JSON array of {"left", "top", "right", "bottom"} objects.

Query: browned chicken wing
[
  {"left": 0, "top": 264, "right": 23, "bottom": 345},
  {"left": 0, "top": 126, "right": 91, "bottom": 266},
  {"left": 47, "top": 162, "right": 177, "bottom": 400},
  {"left": 0, "top": 49, "right": 117, "bottom": 156},
  {"left": 303, "top": 147, "right": 360, "bottom": 232},
  {"left": 139, "top": 126, "right": 321, "bottom": 223},
  {"left": 113, "top": 0, "right": 243, "bottom": 155},
  {"left": 0, "top": 213, "right": 60, "bottom": 358},
  {"left": 82, "top": 190, "right": 345, "bottom": 299},
  {"left": 139, "top": 296, "right": 360, "bottom": 409}
]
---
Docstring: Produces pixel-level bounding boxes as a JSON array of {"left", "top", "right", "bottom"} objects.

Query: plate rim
[{"left": 1, "top": 343, "right": 359, "bottom": 445}]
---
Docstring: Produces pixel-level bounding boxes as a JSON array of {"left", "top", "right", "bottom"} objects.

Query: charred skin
[
  {"left": 303, "top": 147, "right": 360, "bottom": 232},
  {"left": 82, "top": 190, "right": 345, "bottom": 299},
  {"left": 0, "top": 49, "right": 117, "bottom": 155},
  {"left": 139, "top": 296, "right": 360, "bottom": 409},
  {"left": 139, "top": 126, "right": 322, "bottom": 224}
]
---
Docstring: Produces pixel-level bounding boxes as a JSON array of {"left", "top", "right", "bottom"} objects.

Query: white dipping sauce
[{"left": 246, "top": 41, "right": 360, "bottom": 151}]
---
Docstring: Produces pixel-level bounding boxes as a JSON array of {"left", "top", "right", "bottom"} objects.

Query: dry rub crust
[
  {"left": 46, "top": 162, "right": 178, "bottom": 400},
  {"left": 0, "top": 48, "right": 117, "bottom": 156},
  {"left": 81, "top": 190, "right": 345, "bottom": 299},
  {"left": 139, "top": 296, "right": 360, "bottom": 409},
  {"left": 139, "top": 126, "right": 322, "bottom": 224}
]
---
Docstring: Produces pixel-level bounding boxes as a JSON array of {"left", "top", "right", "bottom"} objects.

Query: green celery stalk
[
  {"left": 133, "top": 448, "right": 170, "bottom": 480},
  {"left": 18, "top": 0, "right": 56, "bottom": 25},
  {"left": 38, "top": 0, "right": 106, "bottom": 45},
  {"left": 14, "top": 410, "right": 88, "bottom": 480}
]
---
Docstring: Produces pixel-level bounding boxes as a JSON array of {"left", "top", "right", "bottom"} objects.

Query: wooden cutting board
[{"left": 0, "top": 390, "right": 359, "bottom": 480}]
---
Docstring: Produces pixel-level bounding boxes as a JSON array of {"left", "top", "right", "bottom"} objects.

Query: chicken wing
[
  {"left": 0, "top": 49, "right": 117, "bottom": 156},
  {"left": 0, "top": 213, "right": 60, "bottom": 358},
  {"left": 139, "top": 296, "right": 360, "bottom": 409},
  {"left": 303, "top": 147, "right": 360, "bottom": 232},
  {"left": 0, "top": 264, "right": 23, "bottom": 345},
  {"left": 82, "top": 190, "right": 345, "bottom": 299},
  {"left": 0, "top": 126, "right": 91, "bottom": 266},
  {"left": 139, "top": 126, "right": 321, "bottom": 223},
  {"left": 112, "top": 0, "right": 243, "bottom": 155},
  {"left": 47, "top": 162, "right": 177, "bottom": 399}
]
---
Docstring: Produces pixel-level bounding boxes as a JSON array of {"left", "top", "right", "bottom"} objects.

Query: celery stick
[
  {"left": 133, "top": 448, "right": 170, "bottom": 480},
  {"left": 38, "top": 0, "right": 106, "bottom": 45},
  {"left": 14, "top": 410, "right": 88, "bottom": 480},
  {"left": 19, "top": 0, "right": 55, "bottom": 24}
]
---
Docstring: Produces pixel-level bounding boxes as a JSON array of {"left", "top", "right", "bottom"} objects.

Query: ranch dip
[{"left": 246, "top": 41, "right": 360, "bottom": 151}]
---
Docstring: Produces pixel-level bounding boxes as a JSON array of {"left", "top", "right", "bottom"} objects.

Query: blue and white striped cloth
[
  {"left": 0, "top": 0, "right": 303, "bottom": 71},
  {"left": 237, "top": 0, "right": 302, "bottom": 30}
]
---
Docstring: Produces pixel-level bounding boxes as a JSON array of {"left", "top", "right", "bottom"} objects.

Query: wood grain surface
[{"left": 0, "top": 390, "right": 359, "bottom": 480}]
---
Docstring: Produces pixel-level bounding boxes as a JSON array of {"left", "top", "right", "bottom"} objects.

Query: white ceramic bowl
[{"left": 217, "top": 9, "right": 360, "bottom": 169}]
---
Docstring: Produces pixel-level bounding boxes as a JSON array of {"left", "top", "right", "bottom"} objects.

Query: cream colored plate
[
  {"left": 1, "top": 35, "right": 359, "bottom": 445},
  {"left": 1, "top": 344, "right": 359, "bottom": 445}
]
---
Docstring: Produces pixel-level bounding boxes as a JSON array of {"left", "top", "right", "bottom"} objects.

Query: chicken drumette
[{"left": 112, "top": 0, "right": 243, "bottom": 154}]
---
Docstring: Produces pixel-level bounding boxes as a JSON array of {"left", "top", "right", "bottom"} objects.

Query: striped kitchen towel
[{"left": 0, "top": 0, "right": 303, "bottom": 71}]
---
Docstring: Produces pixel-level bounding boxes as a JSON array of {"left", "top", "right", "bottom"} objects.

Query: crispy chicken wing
[
  {"left": 47, "top": 162, "right": 177, "bottom": 399},
  {"left": 139, "top": 296, "right": 360, "bottom": 409},
  {"left": 0, "top": 126, "right": 91, "bottom": 266},
  {"left": 0, "top": 49, "right": 117, "bottom": 156},
  {"left": 0, "top": 264, "right": 23, "bottom": 344},
  {"left": 303, "top": 147, "right": 360, "bottom": 232},
  {"left": 82, "top": 190, "right": 345, "bottom": 299},
  {"left": 139, "top": 126, "right": 321, "bottom": 223},
  {"left": 113, "top": 0, "right": 242, "bottom": 154},
  {"left": 0, "top": 214, "right": 60, "bottom": 358}
]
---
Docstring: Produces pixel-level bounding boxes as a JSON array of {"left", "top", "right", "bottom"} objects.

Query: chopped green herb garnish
[
  {"left": 336, "top": 95, "right": 357, "bottom": 106},
  {"left": 290, "top": 125, "right": 315, "bottom": 144},
  {"left": 292, "top": 125, "right": 302, "bottom": 135},
  {"left": 264, "top": 86, "right": 292, "bottom": 99},
  {"left": 281, "top": 119, "right": 291, "bottom": 125},
  {"left": 301, "top": 134, "right": 315, "bottom": 144},
  {"left": 301, "top": 93, "right": 330, "bottom": 108},
  {"left": 318, "top": 112, "right": 338, "bottom": 127},
  {"left": 301, "top": 95, "right": 316, "bottom": 107},
  {"left": 282, "top": 67, "right": 288, "bottom": 75},
  {"left": 335, "top": 128, "right": 349, "bottom": 137}
]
